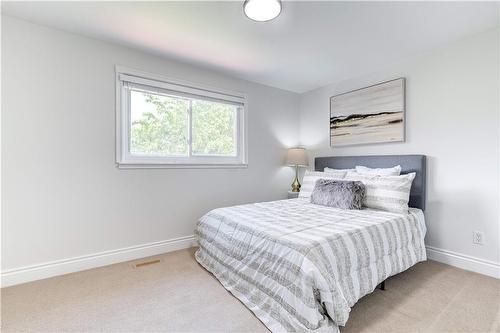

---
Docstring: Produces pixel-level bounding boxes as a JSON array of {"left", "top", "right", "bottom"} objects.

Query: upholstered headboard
[{"left": 315, "top": 155, "right": 427, "bottom": 210}]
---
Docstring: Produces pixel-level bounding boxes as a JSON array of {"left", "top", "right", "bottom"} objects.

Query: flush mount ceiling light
[{"left": 243, "top": 0, "right": 282, "bottom": 22}]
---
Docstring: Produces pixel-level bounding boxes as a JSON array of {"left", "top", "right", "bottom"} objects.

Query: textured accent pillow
[
  {"left": 310, "top": 179, "right": 366, "bottom": 210},
  {"left": 298, "top": 170, "right": 346, "bottom": 198},
  {"left": 345, "top": 171, "right": 416, "bottom": 213},
  {"left": 324, "top": 167, "right": 356, "bottom": 173},
  {"left": 355, "top": 165, "right": 402, "bottom": 176}
]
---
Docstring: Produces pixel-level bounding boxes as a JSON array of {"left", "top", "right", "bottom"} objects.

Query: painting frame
[{"left": 330, "top": 78, "right": 406, "bottom": 147}]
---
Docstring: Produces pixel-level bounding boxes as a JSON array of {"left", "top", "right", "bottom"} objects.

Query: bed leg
[{"left": 379, "top": 280, "right": 386, "bottom": 291}]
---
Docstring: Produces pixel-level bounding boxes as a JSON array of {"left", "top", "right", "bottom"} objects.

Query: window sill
[{"left": 116, "top": 163, "right": 248, "bottom": 169}]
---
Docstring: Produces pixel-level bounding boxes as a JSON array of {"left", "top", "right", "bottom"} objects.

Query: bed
[{"left": 195, "top": 155, "right": 427, "bottom": 333}]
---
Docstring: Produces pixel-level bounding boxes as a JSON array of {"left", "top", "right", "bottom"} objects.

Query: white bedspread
[{"left": 195, "top": 198, "right": 426, "bottom": 332}]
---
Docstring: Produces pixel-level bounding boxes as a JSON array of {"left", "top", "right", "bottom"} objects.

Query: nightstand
[{"left": 287, "top": 191, "right": 300, "bottom": 199}]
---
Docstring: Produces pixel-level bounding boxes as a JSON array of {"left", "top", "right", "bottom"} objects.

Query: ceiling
[{"left": 2, "top": 1, "right": 498, "bottom": 93}]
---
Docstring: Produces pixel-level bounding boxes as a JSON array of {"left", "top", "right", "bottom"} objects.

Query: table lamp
[{"left": 285, "top": 148, "right": 308, "bottom": 192}]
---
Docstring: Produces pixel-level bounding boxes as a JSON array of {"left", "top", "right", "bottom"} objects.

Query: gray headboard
[{"left": 315, "top": 155, "right": 426, "bottom": 210}]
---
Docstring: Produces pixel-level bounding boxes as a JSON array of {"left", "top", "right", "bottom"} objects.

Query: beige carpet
[{"left": 2, "top": 248, "right": 499, "bottom": 332}]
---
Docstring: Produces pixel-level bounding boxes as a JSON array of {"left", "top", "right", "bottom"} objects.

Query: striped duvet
[{"left": 195, "top": 198, "right": 426, "bottom": 332}]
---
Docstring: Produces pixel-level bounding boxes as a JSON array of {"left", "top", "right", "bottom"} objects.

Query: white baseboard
[
  {"left": 1, "top": 235, "right": 197, "bottom": 288},
  {"left": 426, "top": 246, "right": 500, "bottom": 279},
  {"left": 3, "top": 238, "right": 497, "bottom": 288}
]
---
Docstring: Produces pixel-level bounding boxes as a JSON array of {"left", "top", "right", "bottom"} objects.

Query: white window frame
[{"left": 116, "top": 66, "right": 248, "bottom": 169}]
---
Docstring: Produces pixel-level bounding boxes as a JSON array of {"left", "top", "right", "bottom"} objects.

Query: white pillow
[
  {"left": 324, "top": 167, "right": 356, "bottom": 173},
  {"left": 345, "top": 171, "right": 415, "bottom": 213},
  {"left": 355, "top": 165, "right": 402, "bottom": 176},
  {"left": 299, "top": 170, "right": 346, "bottom": 198}
]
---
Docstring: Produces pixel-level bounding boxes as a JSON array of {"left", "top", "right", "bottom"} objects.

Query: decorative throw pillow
[
  {"left": 298, "top": 170, "right": 346, "bottom": 198},
  {"left": 345, "top": 171, "right": 415, "bottom": 214},
  {"left": 324, "top": 167, "right": 356, "bottom": 173},
  {"left": 310, "top": 179, "right": 366, "bottom": 210},
  {"left": 355, "top": 165, "right": 402, "bottom": 176}
]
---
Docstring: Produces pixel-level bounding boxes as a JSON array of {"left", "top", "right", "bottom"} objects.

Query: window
[{"left": 116, "top": 67, "right": 247, "bottom": 168}]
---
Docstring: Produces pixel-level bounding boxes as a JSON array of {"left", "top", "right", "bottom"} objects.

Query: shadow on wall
[
  {"left": 274, "top": 166, "right": 297, "bottom": 195},
  {"left": 424, "top": 155, "right": 487, "bottom": 252},
  {"left": 425, "top": 194, "right": 485, "bottom": 251}
]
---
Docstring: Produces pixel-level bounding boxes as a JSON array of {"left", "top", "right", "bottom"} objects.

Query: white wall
[
  {"left": 1, "top": 17, "right": 300, "bottom": 275},
  {"left": 300, "top": 29, "right": 500, "bottom": 266}
]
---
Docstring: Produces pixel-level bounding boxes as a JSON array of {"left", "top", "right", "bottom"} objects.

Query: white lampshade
[{"left": 286, "top": 148, "right": 308, "bottom": 167}]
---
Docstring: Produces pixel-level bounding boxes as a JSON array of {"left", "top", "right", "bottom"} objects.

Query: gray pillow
[{"left": 310, "top": 179, "right": 366, "bottom": 210}]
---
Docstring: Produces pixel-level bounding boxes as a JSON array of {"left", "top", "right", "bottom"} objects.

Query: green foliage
[
  {"left": 130, "top": 91, "right": 236, "bottom": 157},
  {"left": 130, "top": 92, "right": 188, "bottom": 155},
  {"left": 192, "top": 100, "right": 236, "bottom": 156}
]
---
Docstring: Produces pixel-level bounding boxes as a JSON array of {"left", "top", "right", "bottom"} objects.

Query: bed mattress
[{"left": 195, "top": 198, "right": 426, "bottom": 332}]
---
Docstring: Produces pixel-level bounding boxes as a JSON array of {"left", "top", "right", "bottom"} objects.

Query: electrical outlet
[{"left": 473, "top": 231, "right": 484, "bottom": 245}]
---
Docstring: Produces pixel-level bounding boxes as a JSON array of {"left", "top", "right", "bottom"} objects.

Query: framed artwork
[{"left": 330, "top": 78, "right": 405, "bottom": 146}]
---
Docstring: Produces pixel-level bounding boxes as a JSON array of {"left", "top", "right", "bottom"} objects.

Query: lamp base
[{"left": 291, "top": 165, "right": 301, "bottom": 192}]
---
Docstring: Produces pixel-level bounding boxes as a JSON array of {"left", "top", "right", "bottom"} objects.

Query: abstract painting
[{"left": 330, "top": 78, "right": 405, "bottom": 146}]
